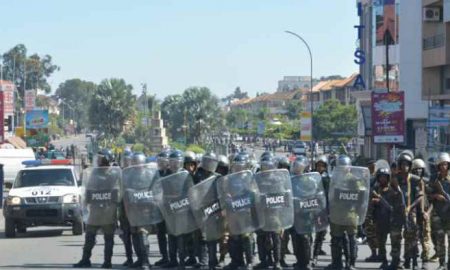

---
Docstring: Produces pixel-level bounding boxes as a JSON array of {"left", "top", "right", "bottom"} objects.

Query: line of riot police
[{"left": 72, "top": 147, "right": 450, "bottom": 270}]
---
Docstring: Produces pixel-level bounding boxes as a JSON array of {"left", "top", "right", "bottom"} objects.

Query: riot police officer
[
  {"left": 74, "top": 149, "right": 121, "bottom": 269},
  {"left": 224, "top": 154, "right": 255, "bottom": 270},
  {"left": 155, "top": 150, "right": 171, "bottom": 267},
  {"left": 312, "top": 155, "right": 330, "bottom": 266},
  {"left": 184, "top": 151, "right": 198, "bottom": 176},
  {"left": 193, "top": 152, "right": 220, "bottom": 269},
  {"left": 119, "top": 149, "right": 134, "bottom": 267},
  {"left": 215, "top": 155, "right": 230, "bottom": 267},
  {"left": 255, "top": 155, "right": 277, "bottom": 270}
]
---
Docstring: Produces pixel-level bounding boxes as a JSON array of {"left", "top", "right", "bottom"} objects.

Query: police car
[{"left": 3, "top": 159, "right": 83, "bottom": 238}]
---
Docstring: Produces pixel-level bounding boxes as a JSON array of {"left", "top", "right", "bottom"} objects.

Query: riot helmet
[
  {"left": 121, "top": 152, "right": 133, "bottom": 168},
  {"left": 157, "top": 150, "right": 170, "bottom": 171},
  {"left": 184, "top": 151, "right": 197, "bottom": 164},
  {"left": 169, "top": 150, "right": 184, "bottom": 173},
  {"left": 315, "top": 154, "right": 328, "bottom": 173},
  {"left": 231, "top": 154, "right": 249, "bottom": 173},
  {"left": 260, "top": 155, "right": 276, "bottom": 172},
  {"left": 200, "top": 152, "right": 219, "bottom": 173},
  {"left": 291, "top": 155, "right": 310, "bottom": 175},
  {"left": 436, "top": 152, "right": 450, "bottom": 172},
  {"left": 131, "top": 152, "right": 146, "bottom": 166},
  {"left": 97, "top": 148, "right": 113, "bottom": 167},
  {"left": 216, "top": 155, "right": 230, "bottom": 176},
  {"left": 375, "top": 167, "right": 391, "bottom": 186},
  {"left": 411, "top": 158, "right": 427, "bottom": 177},
  {"left": 336, "top": 155, "right": 352, "bottom": 167},
  {"left": 277, "top": 156, "right": 290, "bottom": 170},
  {"left": 397, "top": 152, "right": 413, "bottom": 172}
]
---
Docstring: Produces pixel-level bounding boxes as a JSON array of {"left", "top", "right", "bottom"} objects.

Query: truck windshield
[{"left": 14, "top": 169, "right": 74, "bottom": 188}]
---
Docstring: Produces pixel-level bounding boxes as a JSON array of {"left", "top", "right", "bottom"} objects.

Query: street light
[{"left": 285, "top": 30, "right": 315, "bottom": 162}]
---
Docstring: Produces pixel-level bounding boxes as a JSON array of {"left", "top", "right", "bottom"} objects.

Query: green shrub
[{"left": 186, "top": 144, "right": 205, "bottom": 154}]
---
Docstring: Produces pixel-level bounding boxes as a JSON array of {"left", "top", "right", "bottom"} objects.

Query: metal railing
[{"left": 423, "top": 34, "right": 445, "bottom": 50}]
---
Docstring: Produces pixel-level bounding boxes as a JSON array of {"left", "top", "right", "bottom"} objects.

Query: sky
[{"left": 0, "top": 0, "right": 359, "bottom": 99}]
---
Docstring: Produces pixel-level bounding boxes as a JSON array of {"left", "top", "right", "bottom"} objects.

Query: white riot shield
[
  {"left": 188, "top": 176, "right": 225, "bottom": 241},
  {"left": 122, "top": 164, "right": 162, "bottom": 227},
  {"left": 292, "top": 172, "right": 329, "bottom": 234},
  {"left": 329, "top": 166, "right": 370, "bottom": 226},
  {"left": 83, "top": 167, "right": 122, "bottom": 226},
  {"left": 255, "top": 169, "right": 293, "bottom": 231},
  {"left": 155, "top": 171, "right": 198, "bottom": 236},
  {"left": 217, "top": 170, "right": 260, "bottom": 235}
]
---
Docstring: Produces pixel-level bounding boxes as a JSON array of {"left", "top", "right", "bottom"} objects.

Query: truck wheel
[
  {"left": 5, "top": 218, "right": 16, "bottom": 238},
  {"left": 72, "top": 220, "right": 83, "bottom": 235}
]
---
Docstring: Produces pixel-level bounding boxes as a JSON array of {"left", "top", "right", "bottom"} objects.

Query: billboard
[
  {"left": 429, "top": 105, "right": 450, "bottom": 128},
  {"left": 24, "top": 89, "right": 36, "bottom": 111},
  {"left": 0, "top": 81, "right": 15, "bottom": 114},
  {"left": 371, "top": 91, "right": 405, "bottom": 143},
  {"left": 300, "top": 111, "right": 312, "bottom": 141},
  {"left": 0, "top": 92, "right": 4, "bottom": 143},
  {"left": 26, "top": 110, "right": 49, "bottom": 129}
]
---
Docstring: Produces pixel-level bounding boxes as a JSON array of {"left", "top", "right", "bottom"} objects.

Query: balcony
[{"left": 423, "top": 0, "right": 442, "bottom": 7}]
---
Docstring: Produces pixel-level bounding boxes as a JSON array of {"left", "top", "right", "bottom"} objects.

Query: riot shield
[
  {"left": 329, "top": 166, "right": 370, "bottom": 226},
  {"left": 155, "top": 170, "right": 198, "bottom": 236},
  {"left": 83, "top": 167, "right": 122, "bottom": 226},
  {"left": 188, "top": 176, "right": 225, "bottom": 241},
  {"left": 255, "top": 169, "right": 293, "bottom": 231},
  {"left": 122, "top": 164, "right": 162, "bottom": 227},
  {"left": 217, "top": 170, "right": 260, "bottom": 235},
  {"left": 292, "top": 172, "right": 329, "bottom": 234}
]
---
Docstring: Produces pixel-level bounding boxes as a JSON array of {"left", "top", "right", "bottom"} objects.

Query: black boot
[
  {"left": 388, "top": 257, "right": 400, "bottom": 270},
  {"left": 342, "top": 234, "right": 350, "bottom": 269},
  {"left": 378, "top": 256, "right": 388, "bottom": 270},
  {"left": 156, "top": 222, "right": 169, "bottom": 266},
  {"left": 243, "top": 236, "right": 254, "bottom": 270},
  {"left": 163, "top": 235, "right": 179, "bottom": 268},
  {"left": 101, "top": 234, "right": 114, "bottom": 269},
  {"left": 347, "top": 234, "right": 357, "bottom": 270},
  {"left": 140, "top": 233, "right": 151, "bottom": 270},
  {"left": 403, "top": 258, "right": 411, "bottom": 269},
  {"left": 255, "top": 233, "right": 268, "bottom": 269},
  {"left": 272, "top": 233, "right": 282, "bottom": 270},
  {"left": 436, "top": 259, "right": 446, "bottom": 270},
  {"left": 207, "top": 241, "right": 219, "bottom": 270},
  {"left": 325, "top": 237, "right": 343, "bottom": 270},
  {"left": 131, "top": 233, "right": 143, "bottom": 268},
  {"left": 73, "top": 232, "right": 95, "bottom": 268},
  {"left": 412, "top": 257, "right": 418, "bottom": 270},
  {"left": 121, "top": 229, "right": 134, "bottom": 267},
  {"left": 365, "top": 249, "right": 379, "bottom": 262}
]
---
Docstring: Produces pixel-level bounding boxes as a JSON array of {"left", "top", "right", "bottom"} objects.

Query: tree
[
  {"left": 221, "top": 86, "right": 249, "bottom": 104},
  {"left": 286, "top": 100, "right": 303, "bottom": 120},
  {"left": 89, "top": 78, "right": 135, "bottom": 138},
  {"left": 55, "top": 79, "right": 97, "bottom": 131},
  {"left": 161, "top": 87, "right": 221, "bottom": 145},
  {"left": 1, "top": 44, "right": 59, "bottom": 97},
  {"left": 226, "top": 109, "right": 249, "bottom": 128},
  {"left": 312, "top": 99, "right": 357, "bottom": 142}
]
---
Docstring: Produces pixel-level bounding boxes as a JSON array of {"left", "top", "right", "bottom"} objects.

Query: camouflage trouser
[
  {"left": 431, "top": 215, "right": 450, "bottom": 261},
  {"left": 377, "top": 226, "right": 402, "bottom": 259},
  {"left": 403, "top": 215, "right": 420, "bottom": 260},
  {"left": 364, "top": 217, "right": 378, "bottom": 250},
  {"left": 418, "top": 216, "right": 432, "bottom": 261}
]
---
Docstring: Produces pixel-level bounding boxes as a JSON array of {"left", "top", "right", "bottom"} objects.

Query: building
[
  {"left": 355, "top": 0, "right": 429, "bottom": 160},
  {"left": 277, "top": 76, "right": 312, "bottom": 92},
  {"left": 422, "top": 0, "right": 450, "bottom": 151}
]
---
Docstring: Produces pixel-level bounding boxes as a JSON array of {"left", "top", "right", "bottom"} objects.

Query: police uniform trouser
[
  {"left": 82, "top": 224, "right": 115, "bottom": 264},
  {"left": 403, "top": 215, "right": 419, "bottom": 264},
  {"left": 230, "top": 234, "right": 254, "bottom": 265},
  {"left": 193, "top": 230, "right": 208, "bottom": 266},
  {"left": 131, "top": 226, "right": 150, "bottom": 266},
  {"left": 293, "top": 233, "right": 311, "bottom": 268},
  {"left": 168, "top": 234, "right": 187, "bottom": 265},
  {"left": 157, "top": 222, "right": 169, "bottom": 261},
  {"left": 330, "top": 223, "right": 357, "bottom": 268},
  {"left": 119, "top": 207, "right": 133, "bottom": 262},
  {"left": 313, "top": 229, "right": 327, "bottom": 257},
  {"left": 256, "top": 231, "right": 281, "bottom": 265},
  {"left": 418, "top": 214, "right": 432, "bottom": 261}
]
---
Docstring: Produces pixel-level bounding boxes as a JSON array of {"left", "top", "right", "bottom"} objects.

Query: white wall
[{"left": 399, "top": 0, "right": 428, "bottom": 119}]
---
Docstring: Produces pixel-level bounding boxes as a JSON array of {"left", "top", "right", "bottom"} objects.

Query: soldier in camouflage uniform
[
  {"left": 396, "top": 151, "right": 421, "bottom": 269},
  {"left": 364, "top": 160, "right": 381, "bottom": 262},
  {"left": 411, "top": 158, "right": 432, "bottom": 270},
  {"left": 427, "top": 152, "right": 450, "bottom": 270},
  {"left": 370, "top": 161, "right": 404, "bottom": 270}
]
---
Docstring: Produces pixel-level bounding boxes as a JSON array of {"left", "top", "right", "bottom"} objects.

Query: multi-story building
[
  {"left": 422, "top": 0, "right": 450, "bottom": 151},
  {"left": 277, "top": 76, "right": 312, "bottom": 92},
  {"left": 355, "top": 0, "right": 429, "bottom": 159}
]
